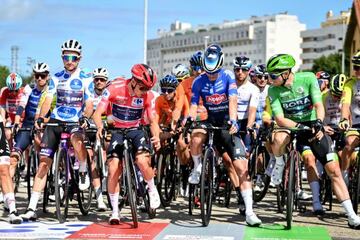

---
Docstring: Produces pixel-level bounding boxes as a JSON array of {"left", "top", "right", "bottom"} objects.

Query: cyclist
[
  {"left": 21, "top": 39, "right": 94, "bottom": 221},
  {"left": 0, "top": 73, "right": 32, "bottom": 149},
  {"left": 253, "top": 64, "right": 269, "bottom": 128},
  {"left": 267, "top": 53, "right": 360, "bottom": 228},
  {"left": 339, "top": 51, "right": 360, "bottom": 185},
  {"left": 316, "top": 71, "right": 331, "bottom": 93},
  {"left": 93, "top": 63, "right": 161, "bottom": 225},
  {"left": 9, "top": 63, "right": 50, "bottom": 180},
  {"left": 233, "top": 56, "right": 259, "bottom": 156},
  {"left": 155, "top": 74, "right": 190, "bottom": 196},
  {"left": 172, "top": 63, "right": 190, "bottom": 83},
  {"left": 188, "top": 44, "right": 262, "bottom": 226},
  {"left": 85, "top": 67, "right": 109, "bottom": 211}
]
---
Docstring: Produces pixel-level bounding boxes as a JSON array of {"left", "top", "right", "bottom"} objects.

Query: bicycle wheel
[
  {"left": 124, "top": 149, "right": 138, "bottom": 228},
  {"left": 157, "top": 149, "right": 176, "bottom": 207},
  {"left": 253, "top": 146, "right": 271, "bottom": 202},
  {"left": 352, "top": 156, "right": 360, "bottom": 214},
  {"left": 286, "top": 150, "right": 296, "bottom": 230},
  {"left": 54, "top": 148, "right": 70, "bottom": 223},
  {"left": 200, "top": 148, "right": 215, "bottom": 227},
  {"left": 276, "top": 184, "right": 285, "bottom": 213},
  {"left": 78, "top": 155, "right": 93, "bottom": 215},
  {"left": 27, "top": 147, "right": 37, "bottom": 201}
]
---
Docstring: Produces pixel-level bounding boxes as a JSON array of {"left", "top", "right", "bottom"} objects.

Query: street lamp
[
  {"left": 204, "top": 35, "right": 210, "bottom": 50},
  {"left": 144, "top": 0, "right": 148, "bottom": 64}
]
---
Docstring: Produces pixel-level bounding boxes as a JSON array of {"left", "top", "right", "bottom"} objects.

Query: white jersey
[
  {"left": 236, "top": 81, "right": 260, "bottom": 120},
  {"left": 256, "top": 85, "right": 269, "bottom": 124},
  {"left": 322, "top": 91, "right": 342, "bottom": 126},
  {"left": 48, "top": 68, "right": 93, "bottom": 122}
]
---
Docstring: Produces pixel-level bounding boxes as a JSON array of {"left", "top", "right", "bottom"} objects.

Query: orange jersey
[
  {"left": 180, "top": 76, "right": 208, "bottom": 121},
  {"left": 155, "top": 85, "right": 189, "bottom": 125}
]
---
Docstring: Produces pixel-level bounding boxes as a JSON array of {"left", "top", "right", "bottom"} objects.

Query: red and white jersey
[
  {"left": 0, "top": 85, "right": 32, "bottom": 123},
  {"left": 98, "top": 78, "right": 156, "bottom": 128}
]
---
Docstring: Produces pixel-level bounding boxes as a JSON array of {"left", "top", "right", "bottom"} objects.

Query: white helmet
[
  {"left": 61, "top": 39, "right": 82, "bottom": 54},
  {"left": 93, "top": 67, "right": 108, "bottom": 79},
  {"left": 33, "top": 62, "right": 50, "bottom": 73},
  {"left": 171, "top": 63, "right": 190, "bottom": 81}
]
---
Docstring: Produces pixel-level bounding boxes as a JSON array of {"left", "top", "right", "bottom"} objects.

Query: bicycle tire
[
  {"left": 286, "top": 150, "right": 296, "bottom": 230},
  {"left": 54, "top": 148, "right": 70, "bottom": 223},
  {"left": 352, "top": 156, "right": 360, "bottom": 214},
  {"left": 253, "top": 146, "right": 271, "bottom": 202},
  {"left": 188, "top": 184, "right": 195, "bottom": 215},
  {"left": 200, "top": 148, "right": 214, "bottom": 227},
  {"left": 124, "top": 149, "right": 138, "bottom": 228},
  {"left": 78, "top": 155, "right": 93, "bottom": 215},
  {"left": 157, "top": 149, "right": 176, "bottom": 207}
]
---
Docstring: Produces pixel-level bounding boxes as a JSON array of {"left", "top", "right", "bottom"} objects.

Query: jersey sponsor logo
[
  {"left": 229, "top": 83, "right": 237, "bottom": 90},
  {"left": 80, "top": 70, "right": 92, "bottom": 79},
  {"left": 56, "top": 106, "right": 77, "bottom": 119},
  {"left": 132, "top": 98, "right": 144, "bottom": 107},
  {"left": 70, "top": 79, "right": 83, "bottom": 90},
  {"left": 88, "top": 82, "right": 95, "bottom": 94},
  {"left": 102, "top": 89, "right": 110, "bottom": 98},
  {"left": 282, "top": 96, "right": 312, "bottom": 115},
  {"left": 296, "top": 87, "right": 304, "bottom": 95},
  {"left": 64, "top": 72, "right": 70, "bottom": 79},
  {"left": 112, "top": 104, "right": 143, "bottom": 121},
  {"left": 206, "top": 93, "right": 227, "bottom": 105},
  {"left": 55, "top": 70, "right": 65, "bottom": 77}
]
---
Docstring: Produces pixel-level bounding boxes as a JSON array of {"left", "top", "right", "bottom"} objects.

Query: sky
[{"left": 0, "top": 0, "right": 352, "bottom": 79}]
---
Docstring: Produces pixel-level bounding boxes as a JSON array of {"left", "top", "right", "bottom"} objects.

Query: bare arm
[
  {"left": 229, "top": 96, "right": 237, "bottom": 120},
  {"left": 247, "top": 106, "right": 257, "bottom": 128},
  {"left": 314, "top": 102, "right": 325, "bottom": 121}
]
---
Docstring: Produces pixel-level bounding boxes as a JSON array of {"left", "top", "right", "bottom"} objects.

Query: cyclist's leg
[
  {"left": 107, "top": 133, "right": 123, "bottom": 222},
  {"left": 222, "top": 152, "right": 240, "bottom": 198},
  {"left": 21, "top": 122, "right": 60, "bottom": 220},
  {"left": 177, "top": 133, "right": 190, "bottom": 195},
  {"left": 340, "top": 132, "right": 359, "bottom": 184},
  {"left": 0, "top": 122, "right": 21, "bottom": 223},
  {"left": 70, "top": 128, "right": 89, "bottom": 190},
  {"left": 310, "top": 133, "right": 360, "bottom": 228},
  {"left": 10, "top": 129, "right": 31, "bottom": 178},
  {"left": 270, "top": 130, "right": 291, "bottom": 185},
  {"left": 188, "top": 129, "right": 207, "bottom": 184}
]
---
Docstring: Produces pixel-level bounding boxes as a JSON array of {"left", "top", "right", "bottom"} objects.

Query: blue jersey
[
  {"left": 23, "top": 87, "right": 46, "bottom": 126},
  {"left": 191, "top": 69, "right": 237, "bottom": 124}
]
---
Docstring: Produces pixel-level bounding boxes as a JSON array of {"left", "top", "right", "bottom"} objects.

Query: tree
[
  {"left": 311, "top": 53, "right": 349, "bottom": 76},
  {"left": 0, "top": 65, "right": 10, "bottom": 88}
]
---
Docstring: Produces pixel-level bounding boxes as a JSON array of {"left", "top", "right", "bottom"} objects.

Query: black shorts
[
  {"left": 0, "top": 122, "right": 10, "bottom": 165},
  {"left": 296, "top": 121, "right": 335, "bottom": 166},
  {"left": 13, "top": 124, "right": 32, "bottom": 155},
  {"left": 40, "top": 118, "right": 83, "bottom": 158},
  {"left": 107, "top": 129, "right": 151, "bottom": 159},
  {"left": 85, "top": 132, "right": 96, "bottom": 149}
]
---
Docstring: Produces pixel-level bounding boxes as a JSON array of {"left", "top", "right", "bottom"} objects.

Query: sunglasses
[
  {"left": 62, "top": 55, "right": 80, "bottom": 62},
  {"left": 34, "top": 73, "right": 47, "bottom": 79},
  {"left": 234, "top": 67, "right": 250, "bottom": 72},
  {"left": 256, "top": 74, "right": 268, "bottom": 80},
  {"left": 133, "top": 79, "right": 150, "bottom": 92},
  {"left": 94, "top": 78, "right": 107, "bottom": 83},
  {"left": 353, "top": 65, "right": 360, "bottom": 71},
  {"left": 269, "top": 71, "right": 287, "bottom": 80},
  {"left": 161, "top": 87, "right": 175, "bottom": 94}
]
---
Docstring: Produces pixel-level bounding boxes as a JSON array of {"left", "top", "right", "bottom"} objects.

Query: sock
[
  {"left": 94, "top": 187, "right": 103, "bottom": 202},
  {"left": 4, "top": 193, "right": 16, "bottom": 213},
  {"left": 109, "top": 192, "right": 119, "bottom": 216},
  {"left": 29, "top": 191, "right": 41, "bottom": 211},
  {"left": 309, "top": 181, "right": 321, "bottom": 210},
  {"left": 192, "top": 155, "right": 201, "bottom": 172},
  {"left": 79, "top": 160, "right": 87, "bottom": 172},
  {"left": 146, "top": 178, "right": 156, "bottom": 191},
  {"left": 241, "top": 189, "right": 254, "bottom": 216},
  {"left": 341, "top": 199, "right": 357, "bottom": 218},
  {"left": 180, "top": 165, "right": 189, "bottom": 189},
  {"left": 274, "top": 156, "right": 284, "bottom": 166}
]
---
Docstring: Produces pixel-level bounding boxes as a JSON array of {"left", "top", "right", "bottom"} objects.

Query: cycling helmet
[
  {"left": 352, "top": 51, "right": 360, "bottom": 66},
  {"left": 131, "top": 63, "right": 157, "bottom": 88},
  {"left": 316, "top": 71, "right": 330, "bottom": 80},
  {"left": 189, "top": 51, "right": 203, "bottom": 71},
  {"left": 203, "top": 44, "right": 224, "bottom": 74},
  {"left": 33, "top": 62, "right": 50, "bottom": 73},
  {"left": 233, "top": 56, "right": 252, "bottom": 70},
  {"left": 266, "top": 54, "right": 296, "bottom": 73},
  {"left": 253, "top": 64, "right": 268, "bottom": 75},
  {"left": 93, "top": 67, "right": 109, "bottom": 79},
  {"left": 171, "top": 64, "right": 190, "bottom": 81},
  {"left": 6, "top": 73, "right": 22, "bottom": 91},
  {"left": 330, "top": 74, "right": 346, "bottom": 97},
  {"left": 160, "top": 74, "right": 179, "bottom": 89},
  {"left": 61, "top": 39, "right": 82, "bottom": 54}
]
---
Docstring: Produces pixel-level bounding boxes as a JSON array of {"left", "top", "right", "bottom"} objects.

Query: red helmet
[{"left": 131, "top": 64, "right": 157, "bottom": 88}]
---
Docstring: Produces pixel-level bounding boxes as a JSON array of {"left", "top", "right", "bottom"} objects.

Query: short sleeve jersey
[
  {"left": 191, "top": 69, "right": 237, "bottom": 124},
  {"left": 48, "top": 68, "right": 93, "bottom": 122},
  {"left": 236, "top": 81, "right": 260, "bottom": 120},
  {"left": 322, "top": 90, "right": 341, "bottom": 126},
  {"left": 256, "top": 85, "right": 269, "bottom": 125},
  {"left": 341, "top": 78, "right": 360, "bottom": 125},
  {"left": 97, "top": 78, "right": 156, "bottom": 128},
  {"left": 23, "top": 86, "right": 48, "bottom": 125},
  {"left": 268, "top": 72, "right": 322, "bottom": 122}
]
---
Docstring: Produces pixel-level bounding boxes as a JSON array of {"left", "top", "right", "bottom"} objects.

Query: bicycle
[
  {"left": 106, "top": 126, "right": 156, "bottom": 228},
  {"left": 183, "top": 121, "right": 229, "bottom": 227},
  {"left": 45, "top": 122, "right": 93, "bottom": 223}
]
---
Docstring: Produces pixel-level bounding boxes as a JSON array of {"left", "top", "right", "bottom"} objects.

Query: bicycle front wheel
[
  {"left": 54, "top": 148, "right": 70, "bottom": 223},
  {"left": 157, "top": 149, "right": 176, "bottom": 207},
  {"left": 352, "top": 156, "right": 360, "bottom": 214},
  {"left": 124, "top": 149, "right": 138, "bottom": 228},
  {"left": 286, "top": 150, "right": 296, "bottom": 229},
  {"left": 78, "top": 155, "right": 93, "bottom": 215},
  {"left": 200, "top": 148, "right": 215, "bottom": 227}
]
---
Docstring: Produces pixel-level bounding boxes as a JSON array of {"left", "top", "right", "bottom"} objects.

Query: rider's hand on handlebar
[
  {"left": 12, "top": 123, "right": 19, "bottom": 136},
  {"left": 96, "top": 127, "right": 104, "bottom": 140},
  {"left": 35, "top": 117, "right": 44, "bottom": 130},
  {"left": 79, "top": 116, "right": 90, "bottom": 129},
  {"left": 228, "top": 119, "right": 239, "bottom": 135},
  {"left": 338, "top": 118, "right": 350, "bottom": 131},
  {"left": 323, "top": 126, "right": 334, "bottom": 135},
  {"left": 151, "top": 136, "right": 161, "bottom": 151}
]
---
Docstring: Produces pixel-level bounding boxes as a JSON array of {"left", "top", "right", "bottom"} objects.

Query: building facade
[
  {"left": 345, "top": 0, "right": 360, "bottom": 75},
  {"left": 147, "top": 13, "right": 305, "bottom": 79},
  {"left": 300, "top": 10, "right": 350, "bottom": 71}
]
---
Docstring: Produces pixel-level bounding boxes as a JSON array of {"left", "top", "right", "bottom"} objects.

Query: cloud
[{"left": 0, "top": 0, "right": 43, "bottom": 20}]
